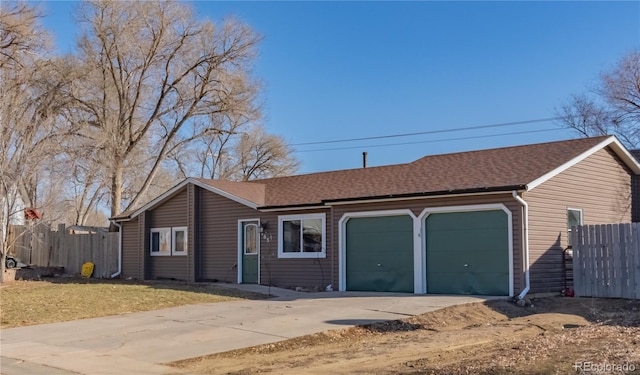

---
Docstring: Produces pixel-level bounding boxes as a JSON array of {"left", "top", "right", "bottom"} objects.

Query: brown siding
[
  {"left": 147, "top": 188, "right": 189, "bottom": 280},
  {"left": 525, "top": 147, "right": 633, "bottom": 294},
  {"left": 121, "top": 217, "right": 140, "bottom": 279},
  {"left": 259, "top": 209, "right": 332, "bottom": 290},
  {"left": 198, "top": 186, "right": 260, "bottom": 282},
  {"left": 330, "top": 194, "right": 524, "bottom": 294},
  {"left": 197, "top": 186, "right": 333, "bottom": 289}
]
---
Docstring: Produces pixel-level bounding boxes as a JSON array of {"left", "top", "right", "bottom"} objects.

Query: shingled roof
[
  {"left": 112, "top": 136, "right": 639, "bottom": 220},
  {"left": 251, "top": 135, "right": 621, "bottom": 207}
]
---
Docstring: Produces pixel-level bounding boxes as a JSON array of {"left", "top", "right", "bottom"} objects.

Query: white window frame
[
  {"left": 567, "top": 208, "right": 583, "bottom": 247},
  {"left": 172, "top": 226, "right": 188, "bottom": 256},
  {"left": 150, "top": 228, "right": 171, "bottom": 256},
  {"left": 278, "top": 213, "right": 326, "bottom": 259}
]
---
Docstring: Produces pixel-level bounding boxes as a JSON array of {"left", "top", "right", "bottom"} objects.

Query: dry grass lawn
[{"left": 0, "top": 278, "right": 267, "bottom": 328}]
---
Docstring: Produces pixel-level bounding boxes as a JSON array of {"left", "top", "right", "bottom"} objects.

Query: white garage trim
[
  {"left": 418, "top": 204, "right": 514, "bottom": 297},
  {"left": 338, "top": 209, "right": 418, "bottom": 293}
]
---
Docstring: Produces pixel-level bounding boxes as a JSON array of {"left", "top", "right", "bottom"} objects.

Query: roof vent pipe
[{"left": 362, "top": 152, "right": 368, "bottom": 168}]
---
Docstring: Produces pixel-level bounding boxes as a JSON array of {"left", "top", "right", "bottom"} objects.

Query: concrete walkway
[{"left": 1, "top": 284, "right": 499, "bottom": 375}]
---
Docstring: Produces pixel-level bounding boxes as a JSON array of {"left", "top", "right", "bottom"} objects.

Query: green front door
[
  {"left": 241, "top": 222, "right": 259, "bottom": 284},
  {"left": 425, "top": 210, "right": 509, "bottom": 295},
  {"left": 346, "top": 215, "right": 414, "bottom": 292}
]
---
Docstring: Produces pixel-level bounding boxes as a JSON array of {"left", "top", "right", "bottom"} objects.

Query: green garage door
[
  {"left": 425, "top": 210, "right": 509, "bottom": 295},
  {"left": 346, "top": 215, "right": 414, "bottom": 292}
]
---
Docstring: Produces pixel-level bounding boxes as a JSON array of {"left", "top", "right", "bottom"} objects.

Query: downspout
[
  {"left": 512, "top": 191, "right": 530, "bottom": 300},
  {"left": 330, "top": 206, "right": 335, "bottom": 291},
  {"left": 110, "top": 221, "right": 122, "bottom": 278}
]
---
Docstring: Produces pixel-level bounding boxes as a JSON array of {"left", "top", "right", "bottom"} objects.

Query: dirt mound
[{"left": 170, "top": 297, "right": 640, "bottom": 375}]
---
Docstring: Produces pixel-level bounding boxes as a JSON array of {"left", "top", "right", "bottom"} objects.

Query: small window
[
  {"left": 244, "top": 223, "right": 258, "bottom": 255},
  {"left": 150, "top": 228, "right": 171, "bottom": 256},
  {"left": 172, "top": 227, "right": 188, "bottom": 256},
  {"left": 567, "top": 208, "right": 583, "bottom": 247},
  {"left": 278, "top": 213, "right": 326, "bottom": 258}
]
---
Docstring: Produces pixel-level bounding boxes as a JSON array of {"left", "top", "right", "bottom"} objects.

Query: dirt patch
[
  {"left": 3, "top": 266, "right": 66, "bottom": 283},
  {"left": 170, "top": 297, "right": 640, "bottom": 375}
]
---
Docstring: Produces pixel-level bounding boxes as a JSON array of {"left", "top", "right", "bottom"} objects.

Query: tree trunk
[{"left": 110, "top": 161, "right": 123, "bottom": 218}]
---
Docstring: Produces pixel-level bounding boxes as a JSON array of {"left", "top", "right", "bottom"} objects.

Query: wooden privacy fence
[
  {"left": 572, "top": 223, "right": 640, "bottom": 299},
  {"left": 8, "top": 224, "right": 118, "bottom": 278}
]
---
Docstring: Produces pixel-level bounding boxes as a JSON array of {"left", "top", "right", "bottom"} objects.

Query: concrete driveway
[{"left": 0, "top": 284, "right": 499, "bottom": 375}]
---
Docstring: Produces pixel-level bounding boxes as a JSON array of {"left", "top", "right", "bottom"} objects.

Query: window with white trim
[
  {"left": 567, "top": 208, "right": 583, "bottom": 247},
  {"left": 278, "top": 213, "right": 326, "bottom": 258},
  {"left": 172, "top": 227, "right": 188, "bottom": 256},
  {"left": 150, "top": 228, "right": 171, "bottom": 256},
  {"left": 150, "top": 227, "right": 187, "bottom": 256}
]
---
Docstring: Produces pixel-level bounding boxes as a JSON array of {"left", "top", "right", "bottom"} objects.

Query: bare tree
[
  {"left": 0, "top": 2, "right": 69, "bottom": 281},
  {"left": 232, "top": 125, "right": 299, "bottom": 181},
  {"left": 65, "top": 0, "right": 261, "bottom": 217},
  {"left": 556, "top": 50, "right": 640, "bottom": 148}
]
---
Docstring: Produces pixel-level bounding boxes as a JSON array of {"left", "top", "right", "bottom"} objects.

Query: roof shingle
[
  {"left": 252, "top": 136, "right": 610, "bottom": 207},
  {"left": 112, "top": 136, "right": 624, "bottom": 220}
]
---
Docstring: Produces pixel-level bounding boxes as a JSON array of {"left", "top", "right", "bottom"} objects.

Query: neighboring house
[{"left": 111, "top": 136, "right": 640, "bottom": 297}]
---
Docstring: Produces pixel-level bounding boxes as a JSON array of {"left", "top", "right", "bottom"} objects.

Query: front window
[
  {"left": 278, "top": 213, "right": 326, "bottom": 258},
  {"left": 172, "top": 227, "right": 188, "bottom": 256},
  {"left": 150, "top": 228, "right": 171, "bottom": 256},
  {"left": 150, "top": 227, "right": 187, "bottom": 256},
  {"left": 567, "top": 208, "right": 583, "bottom": 247}
]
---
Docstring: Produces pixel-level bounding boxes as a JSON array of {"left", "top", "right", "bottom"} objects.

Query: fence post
[{"left": 572, "top": 226, "right": 582, "bottom": 297}]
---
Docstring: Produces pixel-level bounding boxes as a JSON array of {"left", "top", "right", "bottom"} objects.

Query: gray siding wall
[
  {"left": 147, "top": 188, "right": 189, "bottom": 280},
  {"left": 120, "top": 217, "right": 140, "bottom": 279},
  {"left": 330, "top": 194, "right": 524, "bottom": 294},
  {"left": 525, "top": 147, "right": 632, "bottom": 294}
]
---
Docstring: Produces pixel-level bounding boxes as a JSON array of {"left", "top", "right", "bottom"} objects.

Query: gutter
[
  {"left": 512, "top": 190, "right": 530, "bottom": 300},
  {"left": 110, "top": 221, "right": 122, "bottom": 278}
]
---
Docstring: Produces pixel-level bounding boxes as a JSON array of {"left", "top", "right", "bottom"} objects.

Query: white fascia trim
[
  {"left": 326, "top": 191, "right": 511, "bottom": 206},
  {"left": 123, "top": 180, "right": 191, "bottom": 221},
  {"left": 527, "top": 136, "right": 640, "bottom": 191},
  {"left": 237, "top": 218, "right": 261, "bottom": 284},
  {"left": 338, "top": 209, "right": 418, "bottom": 293},
  {"left": 417, "top": 203, "right": 514, "bottom": 297},
  {"left": 122, "top": 178, "right": 260, "bottom": 221}
]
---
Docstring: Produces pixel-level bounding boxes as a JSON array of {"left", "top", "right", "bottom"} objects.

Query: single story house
[{"left": 110, "top": 136, "right": 640, "bottom": 297}]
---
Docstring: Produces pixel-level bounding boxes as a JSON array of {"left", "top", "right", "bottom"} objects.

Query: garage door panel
[
  {"left": 346, "top": 215, "right": 413, "bottom": 293},
  {"left": 428, "top": 229, "right": 506, "bottom": 250},
  {"left": 427, "top": 271, "right": 508, "bottom": 295},
  {"left": 426, "top": 210, "right": 507, "bottom": 231},
  {"left": 426, "top": 210, "right": 509, "bottom": 296}
]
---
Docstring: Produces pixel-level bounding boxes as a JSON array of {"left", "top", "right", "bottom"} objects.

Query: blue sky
[{"left": 37, "top": 1, "right": 640, "bottom": 173}]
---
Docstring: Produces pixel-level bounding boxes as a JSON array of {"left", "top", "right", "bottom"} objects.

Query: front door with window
[{"left": 241, "top": 221, "right": 259, "bottom": 283}]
